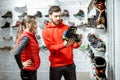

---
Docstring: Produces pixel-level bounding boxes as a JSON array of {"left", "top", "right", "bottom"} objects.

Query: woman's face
[
  {"left": 31, "top": 20, "right": 38, "bottom": 34},
  {"left": 26, "top": 19, "right": 38, "bottom": 33}
]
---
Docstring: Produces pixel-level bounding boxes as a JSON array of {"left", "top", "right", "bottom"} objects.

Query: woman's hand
[{"left": 22, "top": 59, "right": 32, "bottom": 69}]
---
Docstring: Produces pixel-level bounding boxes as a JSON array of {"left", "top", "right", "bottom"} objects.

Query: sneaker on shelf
[
  {"left": 12, "top": 21, "right": 22, "bottom": 28},
  {"left": 79, "top": 44, "right": 88, "bottom": 51},
  {"left": 0, "top": 46, "right": 12, "bottom": 51},
  {"left": 14, "top": 4, "right": 27, "bottom": 13},
  {"left": 3, "top": 36, "right": 13, "bottom": 41},
  {"left": 87, "top": 33, "right": 106, "bottom": 52}
]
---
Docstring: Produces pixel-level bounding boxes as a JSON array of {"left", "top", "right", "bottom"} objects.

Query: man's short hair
[{"left": 49, "top": 6, "right": 61, "bottom": 15}]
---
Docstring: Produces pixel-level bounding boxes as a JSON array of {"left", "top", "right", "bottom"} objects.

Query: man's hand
[{"left": 64, "top": 38, "right": 75, "bottom": 47}]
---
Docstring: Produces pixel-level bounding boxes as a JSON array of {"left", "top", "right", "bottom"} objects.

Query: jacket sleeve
[
  {"left": 42, "top": 30, "right": 65, "bottom": 51},
  {"left": 72, "top": 42, "right": 82, "bottom": 49},
  {"left": 73, "top": 36, "right": 82, "bottom": 48},
  {"left": 14, "top": 36, "right": 29, "bottom": 69}
]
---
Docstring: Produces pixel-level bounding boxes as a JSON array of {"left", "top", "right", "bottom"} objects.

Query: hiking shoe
[
  {"left": 1, "top": 11, "right": 13, "bottom": 18},
  {"left": 63, "top": 26, "right": 80, "bottom": 42},
  {"left": 87, "top": 33, "right": 106, "bottom": 52},
  {"left": 45, "top": 14, "right": 49, "bottom": 17},
  {"left": 0, "top": 46, "right": 12, "bottom": 51},
  {"left": 18, "top": 12, "right": 27, "bottom": 18},
  {"left": 1, "top": 22, "right": 10, "bottom": 28},
  {"left": 34, "top": 11, "right": 42, "bottom": 18},
  {"left": 3, "top": 36, "right": 13, "bottom": 41},
  {"left": 93, "top": 56, "right": 106, "bottom": 78},
  {"left": 12, "top": 21, "right": 22, "bottom": 28},
  {"left": 62, "top": 9, "right": 69, "bottom": 17},
  {"left": 74, "top": 9, "right": 84, "bottom": 17}
]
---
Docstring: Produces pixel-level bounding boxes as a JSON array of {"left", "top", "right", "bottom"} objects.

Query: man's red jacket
[{"left": 42, "top": 21, "right": 80, "bottom": 67}]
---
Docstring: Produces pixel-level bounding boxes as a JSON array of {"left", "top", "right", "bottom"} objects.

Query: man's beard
[{"left": 52, "top": 19, "right": 61, "bottom": 25}]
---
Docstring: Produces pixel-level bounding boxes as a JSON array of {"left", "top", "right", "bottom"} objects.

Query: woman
[{"left": 14, "top": 15, "right": 40, "bottom": 80}]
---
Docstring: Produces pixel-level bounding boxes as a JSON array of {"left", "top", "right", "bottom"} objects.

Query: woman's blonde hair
[{"left": 14, "top": 15, "right": 36, "bottom": 49}]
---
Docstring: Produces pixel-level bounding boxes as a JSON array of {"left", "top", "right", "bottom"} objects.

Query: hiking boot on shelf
[
  {"left": 1, "top": 11, "right": 13, "bottom": 18},
  {"left": 62, "top": 9, "right": 69, "bottom": 17},
  {"left": 87, "top": 33, "right": 106, "bottom": 52},
  {"left": 3, "top": 36, "right": 13, "bottom": 41},
  {"left": 45, "top": 14, "right": 49, "bottom": 17},
  {"left": 34, "top": 11, "right": 42, "bottom": 18},
  {"left": 74, "top": 9, "right": 84, "bottom": 17},
  {"left": 93, "top": 56, "right": 107, "bottom": 80},
  {"left": 18, "top": 12, "right": 27, "bottom": 18},
  {"left": 12, "top": 21, "right": 22, "bottom": 28},
  {"left": 1, "top": 22, "right": 10, "bottom": 28},
  {"left": 96, "top": 41, "right": 106, "bottom": 52},
  {"left": 0, "top": 46, "right": 12, "bottom": 51},
  {"left": 95, "top": 0, "right": 105, "bottom": 4}
]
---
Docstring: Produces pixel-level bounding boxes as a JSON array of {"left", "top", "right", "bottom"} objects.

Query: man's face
[{"left": 49, "top": 11, "right": 62, "bottom": 25}]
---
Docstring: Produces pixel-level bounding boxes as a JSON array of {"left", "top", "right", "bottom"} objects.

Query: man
[{"left": 42, "top": 6, "right": 82, "bottom": 80}]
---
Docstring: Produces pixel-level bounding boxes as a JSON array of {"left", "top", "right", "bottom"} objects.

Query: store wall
[
  {"left": 0, "top": 0, "right": 92, "bottom": 80},
  {"left": 1, "top": 0, "right": 116, "bottom": 80},
  {"left": 107, "top": 0, "right": 120, "bottom": 80},
  {"left": 114, "top": 0, "right": 120, "bottom": 80}
]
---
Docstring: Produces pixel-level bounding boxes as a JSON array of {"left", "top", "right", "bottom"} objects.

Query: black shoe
[
  {"left": 1, "top": 11, "right": 13, "bottom": 18},
  {"left": 74, "top": 9, "right": 84, "bottom": 17},
  {"left": 34, "top": 11, "right": 42, "bottom": 18},
  {"left": 1, "top": 22, "right": 10, "bottom": 28},
  {"left": 95, "top": 0, "right": 105, "bottom": 4},
  {"left": 63, "top": 26, "right": 80, "bottom": 42},
  {"left": 45, "top": 14, "right": 49, "bottom": 17},
  {"left": 94, "top": 56, "right": 106, "bottom": 78},
  {"left": 62, "top": 9, "right": 69, "bottom": 17},
  {"left": 18, "top": 12, "right": 27, "bottom": 18}
]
